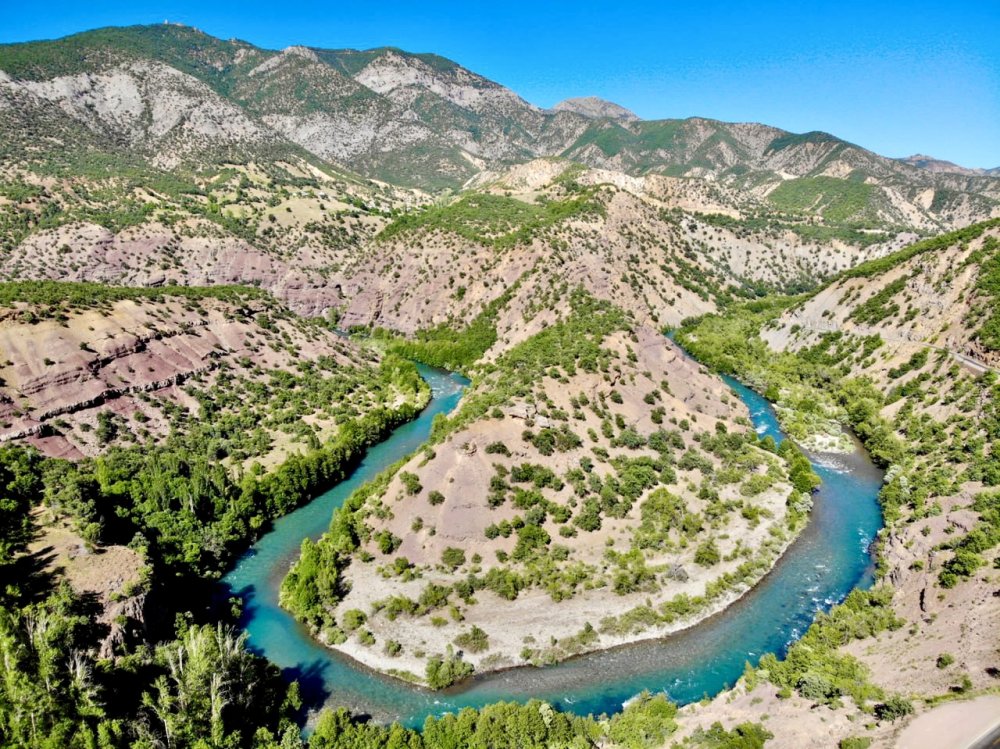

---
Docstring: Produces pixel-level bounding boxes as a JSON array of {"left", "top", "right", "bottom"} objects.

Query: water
[{"left": 223, "top": 360, "right": 884, "bottom": 727}]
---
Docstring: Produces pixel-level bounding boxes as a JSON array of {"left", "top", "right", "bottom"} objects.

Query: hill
[
  {"left": 282, "top": 293, "right": 818, "bottom": 684},
  {"left": 673, "top": 220, "right": 1000, "bottom": 745},
  {"left": 0, "top": 24, "right": 996, "bottom": 327}
]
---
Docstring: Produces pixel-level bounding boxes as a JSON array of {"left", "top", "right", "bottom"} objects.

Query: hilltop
[{"left": 1, "top": 23, "right": 997, "bottom": 204}]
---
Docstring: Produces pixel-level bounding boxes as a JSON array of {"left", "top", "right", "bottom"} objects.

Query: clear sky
[{"left": 2, "top": 1, "right": 998, "bottom": 168}]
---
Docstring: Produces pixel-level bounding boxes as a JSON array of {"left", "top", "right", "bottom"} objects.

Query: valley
[{"left": 0, "top": 20, "right": 996, "bottom": 749}]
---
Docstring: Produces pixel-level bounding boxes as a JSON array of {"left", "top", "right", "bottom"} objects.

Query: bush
[
  {"left": 453, "top": 625, "right": 489, "bottom": 653},
  {"left": 485, "top": 441, "right": 510, "bottom": 456},
  {"left": 400, "top": 471, "right": 422, "bottom": 495},
  {"left": 441, "top": 547, "right": 466, "bottom": 570},
  {"left": 425, "top": 651, "right": 474, "bottom": 689},
  {"left": 839, "top": 739, "right": 872, "bottom": 749},
  {"left": 341, "top": 609, "right": 366, "bottom": 632},
  {"left": 374, "top": 530, "right": 401, "bottom": 555},
  {"left": 691, "top": 721, "right": 773, "bottom": 749},
  {"left": 875, "top": 695, "right": 914, "bottom": 722},
  {"left": 606, "top": 691, "right": 678, "bottom": 748},
  {"left": 694, "top": 539, "right": 721, "bottom": 567},
  {"left": 797, "top": 671, "right": 840, "bottom": 702}
]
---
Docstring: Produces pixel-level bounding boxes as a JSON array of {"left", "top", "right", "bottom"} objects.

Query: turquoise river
[{"left": 222, "top": 359, "right": 884, "bottom": 727}]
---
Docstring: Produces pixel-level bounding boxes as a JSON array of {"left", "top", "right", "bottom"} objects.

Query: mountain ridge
[{"left": 2, "top": 23, "right": 997, "bottom": 197}]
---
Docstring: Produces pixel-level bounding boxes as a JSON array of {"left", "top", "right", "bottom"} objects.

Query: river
[{"left": 222, "top": 361, "right": 884, "bottom": 727}]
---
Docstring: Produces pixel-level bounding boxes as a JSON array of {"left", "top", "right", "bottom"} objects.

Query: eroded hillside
[
  {"left": 0, "top": 282, "right": 430, "bottom": 578},
  {"left": 672, "top": 221, "right": 1000, "bottom": 747}
]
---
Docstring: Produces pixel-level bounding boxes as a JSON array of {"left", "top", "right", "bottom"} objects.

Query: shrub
[
  {"left": 341, "top": 609, "right": 366, "bottom": 632},
  {"left": 691, "top": 721, "right": 773, "bottom": 749},
  {"left": 839, "top": 739, "right": 872, "bottom": 749},
  {"left": 399, "top": 471, "right": 422, "bottom": 495},
  {"left": 374, "top": 530, "right": 401, "bottom": 555},
  {"left": 694, "top": 539, "right": 721, "bottom": 567},
  {"left": 454, "top": 625, "right": 490, "bottom": 653},
  {"left": 485, "top": 441, "right": 510, "bottom": 455},
  {"left": 875, "top": 695, "right": 914, "bottom": 722},
  {"left": 425, "top": 651, "right": 474, "bottom": 689},
  {"left": 797, "top": 671, "right": 841, "bottom": 702},
  {"left": 441, "top": 547, "right": 466, "bottom": 570}
]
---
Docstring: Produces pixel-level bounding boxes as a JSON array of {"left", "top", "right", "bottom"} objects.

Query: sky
[{"left": 2, "top": 1, "right": 998, "bottom": 168}]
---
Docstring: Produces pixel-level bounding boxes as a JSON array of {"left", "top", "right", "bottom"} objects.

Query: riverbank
[{"left": 326, "top": 497, "right": 806, "bottom": 685}]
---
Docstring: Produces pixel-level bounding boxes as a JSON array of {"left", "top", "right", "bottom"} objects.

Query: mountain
[
  {"left": 552, "top": 96, "right": 638, "bottom": 122},
  {"left": 898, "top": 153, "right": 999, "bottom": 177},
  {"left": 1, "top": 23, "right": 998, "bottom": 336},
  {"left": 1, "top": 23, "right": 998, "bottom": 207}
]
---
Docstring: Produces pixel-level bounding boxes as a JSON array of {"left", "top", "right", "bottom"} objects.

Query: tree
[
  {"left": 0, "top": 446, "right": 42, "bottom": 574},
  {"left": 425, "top": 649, "right": 474, "bottom": 689},
  {"left": 136, "top": 624, "right": 298, "bottom": 748}
]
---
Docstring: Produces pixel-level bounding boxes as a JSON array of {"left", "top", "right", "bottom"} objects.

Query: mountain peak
[
  {"left": 898, "top": 153, "right": 996, "bottom": 177},
  {"left": 552, "top": 96, "right": 638, "bottom": 122},
  {"left": 282, "top": 45, "right": 319, "bottom": 62}
]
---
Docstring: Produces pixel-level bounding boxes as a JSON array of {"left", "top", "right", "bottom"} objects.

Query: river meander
[{"left": 222, "top": 362, "right": 884, "bottom": 727}]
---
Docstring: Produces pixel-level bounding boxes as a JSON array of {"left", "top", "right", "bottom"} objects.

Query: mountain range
[{"left": 1, "top": 22, "right": 997, "bottom": 205}]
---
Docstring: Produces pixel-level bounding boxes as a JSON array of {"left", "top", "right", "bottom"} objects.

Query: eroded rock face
[
  {"left": 4, "top": 60, "right": 273, "bottom": 165},
  {"left": 763, "top": 225, "right": 1000, "bottom": 386},
  {"left": 837, "top": 490, "right": 1000, "bottom": 699},
  {"left": 552, "top": 97, "right": 638, "bottom": 122},
  {"left": 7, "top": 221, "right": 347, "bottom": 318},
  {"left": 0, "top": 293, "right": 360, "bottom": 459}
]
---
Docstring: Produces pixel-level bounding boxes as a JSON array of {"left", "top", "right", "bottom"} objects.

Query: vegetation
[
  {"left": 676, "top": 304, "right": 903, "bottom": 468},
  {"left": 768, "top": 176, "right": 875, "bottom": 223},
  {"left": 680, "top": 227, "right": 1000, "bottom": 721},
  {"left": 689, "top": 721, "right": 773, "bottom": 749},
  {"left": 973, "top": 235, "right": 1000, "bottom": 350},
  {"left": 17, "top": 358, "right": 426, "bottom": 579},
  {"left": 0, "top": 586, "right": 299, "bottom": 749},
  {"left": 758, "top": 587, "right": 901, "bottom": 706},
  {"left": 840, "top": 218, "right": 1000, "bottom": 281},
  {"left": 368, "top": 281, "right": 518, "bottom": 371},
  {"left": 309, "top": 692, "right": 678, "bottom": 749},
  {"left": 3, "top": 23, "right": 1000, "bottom": 748},
  {"left": 378, "top": 190, "right": 606, "bottom": 249},
  {"left": 0, "top": 280, "right": 266, "bottom": 310}
]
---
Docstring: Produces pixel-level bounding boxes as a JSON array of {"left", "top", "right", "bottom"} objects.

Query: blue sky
[{"left": 3, "top": 1, "right": 998, "bottom": 168}]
